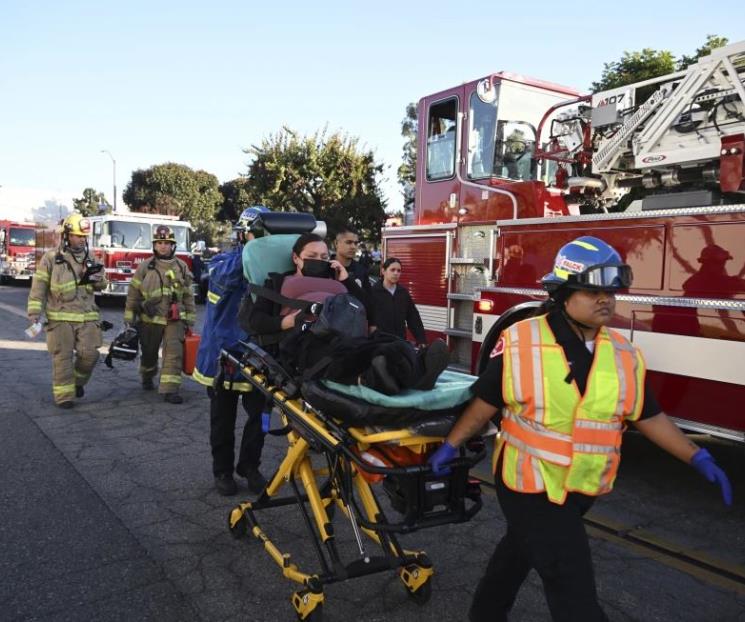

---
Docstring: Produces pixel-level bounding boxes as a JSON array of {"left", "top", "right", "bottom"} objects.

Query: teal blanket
[{"left": 323, "top": 369, "right": 476, "bottom": 411}]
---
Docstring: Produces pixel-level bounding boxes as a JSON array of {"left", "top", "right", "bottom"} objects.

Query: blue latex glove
[
  {"left": 691, "top": 448, "right": 733, "bottom": 506},
  {"left": 429, "top": 441, "right": 458, "bottom": 476}
]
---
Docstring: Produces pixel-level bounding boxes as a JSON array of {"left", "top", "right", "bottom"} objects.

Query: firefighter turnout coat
[
  {"left": 124, "top": 256, "right": 195, "bottom": 393},
  {"left": 27, "top": 248, "right": 108, "bottom": 404}
]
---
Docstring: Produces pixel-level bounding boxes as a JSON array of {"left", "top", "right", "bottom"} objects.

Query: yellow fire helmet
[
  {"left": 61, "top": 213, "right": 92, "bottom": 236},
  {"left": 152, "top": 224, "right": 177, "bottom": 244}
]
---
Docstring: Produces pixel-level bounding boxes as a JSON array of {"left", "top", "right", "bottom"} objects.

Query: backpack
[{"left": 309, "top": 292, "right": 367, "bottom": 340}]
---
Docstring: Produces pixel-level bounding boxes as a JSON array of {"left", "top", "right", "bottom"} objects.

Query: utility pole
[{"left": 100, "top": 150, "right": 117, "bottom": 212}]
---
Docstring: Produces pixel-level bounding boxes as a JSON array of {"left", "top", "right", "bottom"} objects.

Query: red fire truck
[
  {"left": 36, "top": 213, "right": 194, "bottom": 297},
  {"left": 0, "top": 220, "right": 37, "bottom": 283},
  {"left": 383, "top": 41, "right": 745, "bottom": 442}
]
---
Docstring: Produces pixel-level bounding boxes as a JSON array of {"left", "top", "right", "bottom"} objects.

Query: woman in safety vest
[{"left": 429, "top": 236, "right": 733, "bottom": 622}]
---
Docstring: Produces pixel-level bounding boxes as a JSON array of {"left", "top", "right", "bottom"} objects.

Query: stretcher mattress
[{"left": 301, "top": 370, "right": 477, "bottom": 429}]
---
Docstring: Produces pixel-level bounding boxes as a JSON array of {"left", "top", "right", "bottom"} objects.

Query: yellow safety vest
[{"left": 497, "top": 315, "right": 645, "bottom": 505}]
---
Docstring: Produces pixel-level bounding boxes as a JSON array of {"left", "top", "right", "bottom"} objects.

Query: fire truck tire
[{"left": 476, "top": 301, "right": 543, "bottom": 374}]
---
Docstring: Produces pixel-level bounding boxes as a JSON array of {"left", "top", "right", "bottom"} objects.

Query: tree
[
  {"left": 590, "top": 35, "right": 729, "bottom": 92},
  {"left": 123, "top": 162, "right": 222, "bottom": 239},
  {"left": 244, "top": 127, "right": 387, "bottom": 242},
  {"left": 591, "top": 48, "right": 677, "bottom": 92},
  {"left": 397, "top": 102, "right": 417, "bottom": 214},
  {"left": 218, "top": 177, "right": 255, "bottom": 222},
  {"left": 678, "top": 34, "right": 729, "bottom": 70},
  {"left": 72, "top": 188, "right": 110, "bottom": 217}
]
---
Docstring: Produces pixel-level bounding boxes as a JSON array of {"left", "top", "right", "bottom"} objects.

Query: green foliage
[
  {"left": 218, "top": 177, "right": 254, "bottom": 222},
  {"left": 72, "top": 188, "right": 110, "bottom": 217},
  {"left": 678, "top": 34, "right": 729, "bottom": 70},
  {"left": 591, "top": 35, "right": 729, "bottom": 92},
  {"left": 591, "top": 48, "right": 676, "bottom": 92},
  {"left": 397, "top": 102, "right": 417, "bottom": 213},
  {"left": 244, "top": 127, "right": 387, "bottom": 242},
  {"left": 123, "top": 162, "right": 222, "bottom": 229}
]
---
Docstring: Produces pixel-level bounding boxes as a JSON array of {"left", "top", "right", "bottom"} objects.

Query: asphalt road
[{"left": 2, "top": 281, "right": 744, "bottom": 621}]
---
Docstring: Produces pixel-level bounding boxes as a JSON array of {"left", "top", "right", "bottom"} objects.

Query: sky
[{"left": 1, "top": 0, "right": 743, "bottom": 221}]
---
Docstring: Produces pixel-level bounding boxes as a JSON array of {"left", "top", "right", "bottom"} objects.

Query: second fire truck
[{"left": 383, "top": 40, "right": 745, "bottom": 442}]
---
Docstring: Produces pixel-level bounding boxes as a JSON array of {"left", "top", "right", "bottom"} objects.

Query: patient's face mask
[{"left": 301, "top": 258, "right": 334, "bottom": 279}]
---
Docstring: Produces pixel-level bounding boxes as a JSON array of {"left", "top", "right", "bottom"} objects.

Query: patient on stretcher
[{"left": 246, "top": 233, "right": 449, "bottom": 395}]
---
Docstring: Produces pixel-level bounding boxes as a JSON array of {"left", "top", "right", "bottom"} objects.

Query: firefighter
[
  {"left": 193, "top": 206, "right": 269, "bottom": 496},
  {"left": 430, "top": 236, "right": 733, "bottom": 622},
  {"left": 124, "top": 224, "right": 195, "bottom": 404},
  {"left": 27, "top": 213, "right": 108, "bottom": 409}
]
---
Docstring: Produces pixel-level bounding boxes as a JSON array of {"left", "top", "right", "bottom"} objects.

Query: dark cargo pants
[
  {"left": 468, "top": 466, "right": 608, "bottom": 622},
  {"left": 209, "top": 386, "right": 266, "bottom": 477}
]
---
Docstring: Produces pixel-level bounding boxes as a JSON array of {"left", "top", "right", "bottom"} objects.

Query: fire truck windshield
[
  {"left": 103, "top": 221, "right": 152, "bottom": 250},
  {"left": 97, "top": 221, "right": 191, "bottom": 252},
  {"left": 169, "top": 225, "right": 190, "bottom": 252},
  {"left": 9, "top": 228, "right": 35, "bottom": 246}
]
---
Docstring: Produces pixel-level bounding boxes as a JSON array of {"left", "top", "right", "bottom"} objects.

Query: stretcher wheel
[
  {"left": 406, "top": 577, "right": 432, "bottom": 605},
  {"left": 297, "top": 604, "right": 323, "bottom": 621},
  {"left": 399, "top": 563, "right": 433, "bottom": 606},
  {"left": 292, "top": 589, "right": 324, "bottom": 621},
  {"left": 228, "top": 507, "right": 248, "bottom": 540}
]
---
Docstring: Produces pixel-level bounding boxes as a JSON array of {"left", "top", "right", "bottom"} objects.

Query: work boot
[
  {"left": 164, "top": 393, "right": 183, "bottom": 404},
  {"left": 214, "top": 473, "right": 238, "bottom": 496},
  {"left": 142, "top": 378, "right": 154, "bottom": 391},
  {"left": 239, "top": 467, "right": 268, "bottom": 495},
  {"left": 57, "top": 401, "right": 74, "bottom": 410},
  {"left": 413, "top": 339, "right": 449, "bottom": 391},
  {"left": 75, "top": 385, "right": 84, "bottom": 398}
]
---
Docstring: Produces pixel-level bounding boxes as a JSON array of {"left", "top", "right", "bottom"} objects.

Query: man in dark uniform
[{"left": 333, "top": 226, "right": 371, "bottom": 290}]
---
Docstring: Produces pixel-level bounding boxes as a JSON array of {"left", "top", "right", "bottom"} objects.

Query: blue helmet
[
  {"left": 234, "top": 205, "right": 270, "bottom": 235},
  {"left": 541, "top": 236, "right": 632, "bottom": 294}
]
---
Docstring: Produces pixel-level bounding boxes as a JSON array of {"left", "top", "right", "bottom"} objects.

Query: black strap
[
  {"left": 300, "top": 354, "right": 335, "bottom": 382},
  {"left": 247, "top": 282, "right": 316, "bottom": 311}
]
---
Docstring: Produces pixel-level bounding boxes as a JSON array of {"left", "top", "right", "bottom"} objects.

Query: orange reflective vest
[{"left": 497, "top": 315, "right": 645, "bottom": 505}]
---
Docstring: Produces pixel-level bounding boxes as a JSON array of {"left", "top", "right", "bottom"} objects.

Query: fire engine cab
[
  {"left": 383, "top": 41, "right": 745, "bottom": 442},
  {"left": 0, "top": 220, "right": 37, "bottom": 283},
  {"left": 36, "top": 212, "right": 194, "bottom": 297}
]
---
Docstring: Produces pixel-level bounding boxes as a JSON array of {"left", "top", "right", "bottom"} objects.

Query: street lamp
[{"left": 100, "top": 150, "right": 117, "bottom": 212}]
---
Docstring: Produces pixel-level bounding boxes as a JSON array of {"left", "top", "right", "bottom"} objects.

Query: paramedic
[
  {"left": 193, "top": 207, "right": 269, "bottom": 496},
  {"left": 370, "top": 257, "right": 426, "bottom": 345},
  {"left": 430, "top": 236, "right": 733, "bottom": 622}
]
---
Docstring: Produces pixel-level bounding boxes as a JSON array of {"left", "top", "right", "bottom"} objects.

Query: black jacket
[
  {"left": 370, "top": 282, "right": 426, "bottom": 344},
  {"left": 247, "top": 270, "right": 372, "bottom": 337}
]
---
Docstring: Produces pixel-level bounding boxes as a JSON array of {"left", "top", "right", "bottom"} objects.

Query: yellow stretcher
[{"left": 221, "top": 341, "right": 484, "bottom": 621}]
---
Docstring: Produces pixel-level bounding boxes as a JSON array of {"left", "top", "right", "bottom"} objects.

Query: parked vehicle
[
  {"left": 0, "top": 220, "right": 37, "bottom": 283},
  {"left": 383, "top": 41, "right": 745, "bottom": 442}
]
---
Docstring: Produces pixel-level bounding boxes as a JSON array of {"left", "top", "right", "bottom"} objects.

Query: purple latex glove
[
  {"left": 429, "top": 441, "right": 458, "bottom": 476},
  {"left": 691, "top": 448, "right": 733, "bottom": 506}
]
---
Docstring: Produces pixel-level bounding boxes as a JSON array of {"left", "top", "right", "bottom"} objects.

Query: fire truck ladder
[
  {"left": 635, "top": 40, "right": 745, "bottom": 163},
  {"left": 593, "top": 40, "right": 745, "bottom": 173}
]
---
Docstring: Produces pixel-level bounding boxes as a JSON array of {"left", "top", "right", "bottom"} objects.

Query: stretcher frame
[{"left": 221, "top": 342, "right": 483, "bottom": 621}]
